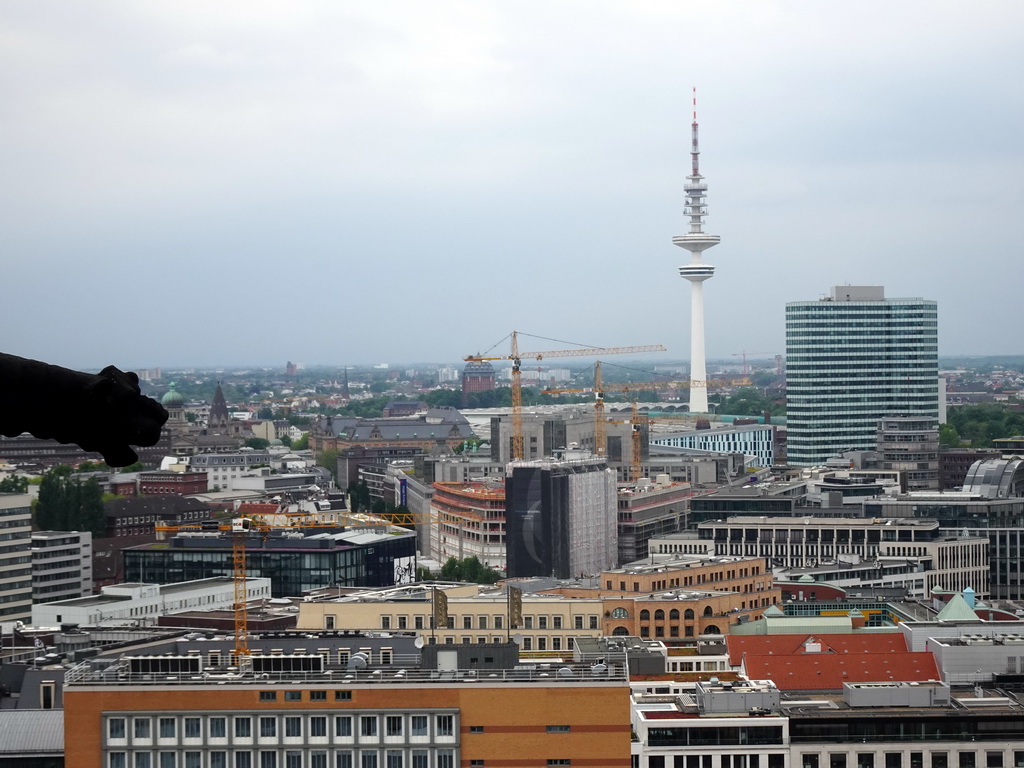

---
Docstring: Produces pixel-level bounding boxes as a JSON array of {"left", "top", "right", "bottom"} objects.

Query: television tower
[{"left": 672, "top": 88, "right": 720, "bottom": 413}]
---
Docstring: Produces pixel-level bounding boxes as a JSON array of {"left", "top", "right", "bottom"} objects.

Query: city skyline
[{"left": 2, "top": 2, "right": 1023, "bottom": 370}]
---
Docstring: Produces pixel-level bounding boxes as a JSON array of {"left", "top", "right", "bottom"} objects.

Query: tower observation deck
[{"left": 672, "top": 90, "right": 720, "bottom": 413}]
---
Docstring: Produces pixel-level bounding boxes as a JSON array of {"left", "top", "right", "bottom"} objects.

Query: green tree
[
  {"left": 347, "top": 480, "right": 372, "bottom": 513},
  {"left": 715, "top": 387, "right": 784, "bottom": 418},
  {"left": 317, "top": 448, "right": 338, "bottom": 482},
  {"left": 946, "top": 403, "right": 1024, "bottom": 447},
  {"left": 439, "top": 556, "right": 462, "bottom": 581},
  {"left": 0, "top": 475, "right": 28, "bottom": 493},
  {"left": 438, "top": 556, "right": 501, "bottom": 584},
  {"left": 335, "top": 397, "right": 390, "bottom": 418},
  {"left": 939, "top": 423, "right": 961, "bottom": 448},
  {"left": 258, "top": 406, "right": 274, "bottom": 419},
  {"left": 75, "top": 477, "right": 106, "bottom": 537},
  {"left": 279, "top": 435, "right": 293, "bottom": 449},
  {"left": 36, "top": 467, "right": 106, "bottom": 537},
  {"left": 77, "top": 460, "right": 110, "bottom": 473},
  {"left": 424, "top": 389, "right": 461, "bottom": 408},
  {"left": 292, "top": 434, "right": 309, "bottom": 450},
  {"left": 246, "top": 437, "right": 271, "bottom": 450}
]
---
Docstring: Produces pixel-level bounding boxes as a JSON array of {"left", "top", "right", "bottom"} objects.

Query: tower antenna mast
[{"left": 673, "top": 86, "right": 721, "bottom": 413}]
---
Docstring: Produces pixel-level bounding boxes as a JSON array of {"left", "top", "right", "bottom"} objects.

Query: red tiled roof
[
  {"left": 236, "top": 502, "right": 282, "bottom": 516},
  {"left": 725, "top": 633, "right": 908, "bottom": 666},
  {"left": 741, "top": 651, "right": 939, "bottom": 691}
]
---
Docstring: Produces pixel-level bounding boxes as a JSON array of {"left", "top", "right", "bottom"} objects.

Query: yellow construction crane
[
  {"left": 464, "top": 332, "right": 666, "bottom": 461},
  {"left": 544, "top": 372, "right": 751, "bottom": 458},
  {"left": 155, "top": 516, "right": 349, "bottom": 659}
]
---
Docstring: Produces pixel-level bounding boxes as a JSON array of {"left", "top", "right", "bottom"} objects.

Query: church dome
[{"left": 161, "top": 383, "right": 186, "bottom": 407}]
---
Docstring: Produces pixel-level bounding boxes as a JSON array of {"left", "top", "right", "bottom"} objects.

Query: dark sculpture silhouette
[{"left": 0, "top": 353, "right": 168, "bottom": 467}]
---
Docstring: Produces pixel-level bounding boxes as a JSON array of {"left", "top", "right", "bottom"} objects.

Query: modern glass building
[
  {"left": 124, "top": 529, "right": 417, "bottom": 598},
  {"left": 785, "top": 285, "right": 938, "bottom": 466}
]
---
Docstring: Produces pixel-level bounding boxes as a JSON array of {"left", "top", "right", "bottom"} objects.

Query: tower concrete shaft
[{"left": 672, "top": 93, "right": 720, "bottom": 413}]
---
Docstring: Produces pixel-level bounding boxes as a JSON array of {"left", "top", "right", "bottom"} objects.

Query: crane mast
[
  {"left": 465, "top": 332, "right": 666, "bottom": 461},
  {"left": 543, "top": 375, "right": 750, "bottom": 481}
]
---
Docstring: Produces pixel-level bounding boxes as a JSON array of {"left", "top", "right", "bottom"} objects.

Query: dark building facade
[
  {"left": 939, "top": 449, "right": 1000, "bottom": 490},
  {"left": 505, "top": 458, "right": 616, "bottom": 579},
  {"left": 123, "top": 529, "right": 417, "bottom": 598},
  {"left": 103, "top": 495, "right": 213, "bottom": 539}
]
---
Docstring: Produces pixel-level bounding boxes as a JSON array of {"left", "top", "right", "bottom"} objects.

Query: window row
[
  {"left": 380, "top": 615, "right": 599, "bottom": 631},
  {"left": 644, "top": 753, "right": 786, "bottom": 768},
  {"left": 800, "top": 749, "right": 1024, "bottom": 768},
  {"left": 108, "top": 747, "right": 458, "bottom": 768},
  {"left": 107, "top": 715, "right": 457, "bottom": 744}
]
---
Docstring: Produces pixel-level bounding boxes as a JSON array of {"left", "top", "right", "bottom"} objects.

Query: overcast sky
[{"left": 2, "top": 1, "right": 1022, "bottom": 371}]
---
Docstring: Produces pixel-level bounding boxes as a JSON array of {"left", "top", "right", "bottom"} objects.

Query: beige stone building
[{"left": 296, "top": 583, "right": 604, "bottom": 653}]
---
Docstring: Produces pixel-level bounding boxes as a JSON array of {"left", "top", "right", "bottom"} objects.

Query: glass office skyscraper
[{"left": 785, "top": 285, "right": 939, "bottom": 466}]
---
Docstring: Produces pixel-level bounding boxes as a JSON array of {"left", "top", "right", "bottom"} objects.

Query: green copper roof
[{"left": 936, "top": 592, "right": 979, "bottom": 622}]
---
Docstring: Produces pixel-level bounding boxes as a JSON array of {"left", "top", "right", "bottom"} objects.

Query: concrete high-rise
[
  {"left": 673, "top": 90, "right": 720, "bottom": 413},
  {"left": 786, "top": 285, "right": 939, "bottom": 466},
  {"left": 877, "top": 415, "right": 940, "bottom": 491}
]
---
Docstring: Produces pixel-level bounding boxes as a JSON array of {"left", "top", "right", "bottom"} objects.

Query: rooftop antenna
[{"left": 692, "top": 86, "right": 700, "bottom": 177}]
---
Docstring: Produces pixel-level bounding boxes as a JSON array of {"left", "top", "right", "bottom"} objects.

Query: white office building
[
  {"left": 0, "top": 492, "right": 32, "bottom": 622},
  {"left": 31, "top": 576, "right": 271, "bottom": 628},
  {"left": 32, "top": 530, "right": 93, "bottom": 604},
  {"left": 652, "top": 423, "right": 775, "bottom": 466}
]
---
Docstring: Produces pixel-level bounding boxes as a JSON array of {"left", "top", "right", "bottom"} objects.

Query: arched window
[
  {"left": 704, "top": 624, "right": 721, "bottom": 635},
  {"left": 611, "top": 607, "right": 629, "bottom": 620},
  {"left": 684, "top": 609, "right": 694, "bottom": 620},
  {"left": 703, "top": 606, "right": 713, "bottom": 617},
  {"left": 639, "top": 610, "right": 650, "bottom": 621},
  {"left": 654, "top": 610, "right": 665, "bottom": 621},
  {"left": 612, "top": 626, "right": 630, "bottom": 636},
  {"left": 669, "top": 609, "right": 679, "bottom": 620}
]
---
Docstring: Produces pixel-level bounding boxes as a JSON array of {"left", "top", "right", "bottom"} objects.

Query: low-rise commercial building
[
  {"left": 696, "top": 517, "right": 989, "bottom": 599},
  {"left": 651, "top": 423, "right": 776, "bottom": 467},
  {"left": 863, "top": 456, "right": 1024, "bottom": 599},
  {"left": 188, "top": 451, "right": 272, "bottom": 492},
  {"left": 125, "top": 528, "right": 417, "bottom": 598},
  {"left": 616, "top": 478, "right": 692, "bottom": 564},
  {"left": 63, "top": 632, "right": 630, "bottom": 768},
  {"left": 31, "top": 576, "right": 271, "bottom": 627},
  {"left": 109, "top": 470, "right": 209, "bottom": 497},
  {"left": 297, "top": 583, "right": 604, "bottom": 653}
]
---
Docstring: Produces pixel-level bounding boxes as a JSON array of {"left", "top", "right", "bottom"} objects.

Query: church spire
[{"left": 209, "top": 381, "right": 230, "bottom": 429}]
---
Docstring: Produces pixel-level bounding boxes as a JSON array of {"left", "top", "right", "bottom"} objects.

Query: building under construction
[{"left": 505, "top": 454, "right": 617, "bottom": 579}]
